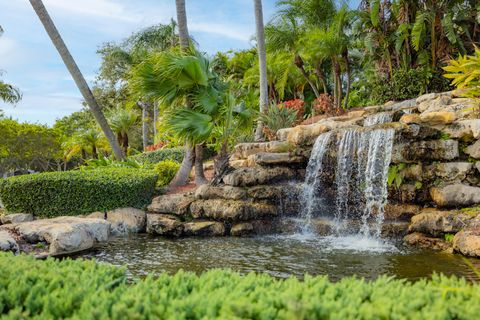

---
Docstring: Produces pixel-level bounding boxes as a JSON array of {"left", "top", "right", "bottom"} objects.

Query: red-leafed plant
[
  {"left": 279, "top": 99, "right": 305, "bottom": 121},
  {"left": 145, "top": 141, "right": 168, "bottom": 152},
  {"left": 312, "top": 94, "right": 345, "bottom": 116}
]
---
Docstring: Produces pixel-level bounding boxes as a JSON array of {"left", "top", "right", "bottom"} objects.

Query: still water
[{"left": 78, "top": 233, "right": 480, "bottom": 281}]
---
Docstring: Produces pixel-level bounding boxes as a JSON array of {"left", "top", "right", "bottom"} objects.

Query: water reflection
[{"left": 78, "top": 234, "right": 480, "bottom": 281}]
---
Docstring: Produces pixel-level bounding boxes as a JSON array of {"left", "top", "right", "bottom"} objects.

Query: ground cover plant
[
  {"left": 0, "top": 253, "right": 479, "bottom": 319},
  {"left": 0, "top": 168, "right": 158, "bottom": 217}
]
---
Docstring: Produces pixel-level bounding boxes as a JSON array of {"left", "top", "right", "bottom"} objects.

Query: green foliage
[
  {"left": 388, "top": 163, "right": 406, "bottom": 189},
  {"left": 82, "top": 157, "right": 145, "bottom": 169},
  {"left": 130, "top": 147, "right": 185, "bottom": 164},
  {"left": 1, "top": 253, "right": 480, "bottom": 319},
  {"left": 444, "top": 234, "right": 455, "bottom": 242},
  {"left": 259, "top": 104, "right": 298, "bottom": 140},
  {"left": 0, "top": 118, "right": 62, "bottom": 173},
  {"left": 154, "top": 160, "right": 180, "bottom": 187},
  {"left": 444, "top": 49, "right": 480, "bottom": 101},
  {"left": 0, "top": 168, "right": 158, "bottom": 217}
]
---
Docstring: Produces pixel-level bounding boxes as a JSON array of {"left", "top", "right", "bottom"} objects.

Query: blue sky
[{"left": 0, "top": 0, "right": 359, "bottom": 126}]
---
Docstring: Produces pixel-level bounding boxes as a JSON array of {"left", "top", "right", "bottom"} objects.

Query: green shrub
[
  {"left": 154, "top": 160, "right": 181, "bottom": 187},
  {"left": 130, "top": 147, "right": 185, "bottom": 164},
  {"left": 0, "top": 253, "right": 480, "bottom": 319},
  {"left": 0, "top": 168, "right": 158, "bottom": 217}
]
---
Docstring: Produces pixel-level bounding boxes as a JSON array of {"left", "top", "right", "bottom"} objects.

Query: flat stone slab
[
  {"left": 147, "top": 193, "right": 195, "bottom": 215},
  {"left": 0, "top": 213, "right": 34, "bottom": 225},
  {"left": 391, "top": 139, "right": 458, "bottom": 163},
  {"left": 190, "top": 199, "right": 277, "bottom": 221},
  {"left": 223, "top": 167, "right": 299, "bottom": 187},
  {"left": 430, "top": 184, "right": 480, "bottom": 207},
  {"left": 247, "top": 152, "right": 305, "bottom": 167},
  {"left": 408, "top": 209, "right": 474, "bottom": 237},
  {"left": 0, "top": 216, "right": 110, "bottom": 257}
]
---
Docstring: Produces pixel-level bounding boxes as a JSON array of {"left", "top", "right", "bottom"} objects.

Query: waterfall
[
  {"left": 300, "top": 127, "right": 395, "bottom": 238},
  {"left": 363, "top": 112, "right": 392, "bottom": 126},
  {"left": 299, "top": 132, "right": 332, "bottom": 231}
]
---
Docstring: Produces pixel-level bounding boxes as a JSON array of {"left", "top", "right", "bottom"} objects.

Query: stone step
[
  {"left": 232, "top": 141, "right": 294, "bottom": 160},
  {"left": 190, "top": 199, "right": 278, "bottom": 221},
  {"left": 246, "top": 152, "right": 306, "bottom": 167},
  {"left": 223, "top": 166, "right": 301, "bottom": 187},
  {"left": 391, "top": 139, "right": 458, "bottom": 163}
]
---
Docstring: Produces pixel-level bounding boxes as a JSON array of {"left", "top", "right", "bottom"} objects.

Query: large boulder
[
  {"left": 278, "top": 123, "right": 331, "bottom": 145},
  {"left": 0, "top": 230, "right": 18, "bottom": 253},
  {"left": 223, "top": 167, "right": 299, "bottom": 187},
  {"left": 465, "top": 140, "right": 480, "bottom": 159},
  {"left": 399, "top": 114, "right": 421, "bottom": 125},
  {"left": 147, "top": 193, "right": 194, "bottom": 216},
  {"left": 247, "top": 152, "right": 305, "bottom": 167},
  {"left": 190, "top": 199, "right": 277, "bottom": 221},
  {"left": 146, "top": 214, "right": 183, "bottom": 236},
  {"left": 391, "top": 139, "right": 458, "bottom": 163},
  {"left": 427, "top": 162, "right": 473, "bottom": 182},
  {"left": 443, "top": 119, "right": 480, "bottom": 140},
  {"left": 0, "top": 213, "right": 34, "bottom": 225},
  {"left": 194, "top": 185, "right": 247, "bottom": 200},
  {"left": 384, "top": 204, "right": 422, "bottom": 221},
  {"left": 1, "top": 217, "right": 110, "bottom": 256},
  {"left": 233, "top": 141, "right": 294, "bottom": 159},
  {"left": 404, "top": 232, "right": 451, "bottom": 251},
  {"left": 107, "top": 208, "right": 146, "bottom": 235},
  {"left": 183, "top": 221, "right": 225, "bottom": 236},
  {"left": 419, "top": 111, "right": 456, "bottom": 125},
  {"left": 408, "top": 209, "right": 473, "bottom": 237},
  {"left": 417, "top": 93, "right": 452, "bottom": 112},
  {"left": 430, "top": 184, "right": 480, "bottom": 207},
  {"left": 230, "top": 220, "right": 278, "bottom": 236},
  {"left": 453, "top": 216, "right": 480, "bottom": 257}
]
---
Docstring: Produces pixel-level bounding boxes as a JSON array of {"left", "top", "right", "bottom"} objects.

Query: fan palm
[{"left": 107, "top": 108, "right": 138, "bottom": 154}]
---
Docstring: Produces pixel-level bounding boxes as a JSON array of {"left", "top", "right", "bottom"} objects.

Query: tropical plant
[
  {"left": 444, "top": 49, "right": 480, "bottom": 100},
  {"left": 107, "top": 108, "right": 138, "bottom": 154},
  {"left": 260, "top": 103, "right": 297, "bottom": 141},
  {"left": 154, "top": 159, "right": 181, "bottom": 187}
]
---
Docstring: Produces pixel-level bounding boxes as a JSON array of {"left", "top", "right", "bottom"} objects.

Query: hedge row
[
  {"left": 130, "top": 145, "right": 217, "bottom": 165},
  {"left": 0, "top": 168, "right": 158, "bottom": 217},
  {"left": 0, "top": 253, "right": 479, "bottom": 319}
]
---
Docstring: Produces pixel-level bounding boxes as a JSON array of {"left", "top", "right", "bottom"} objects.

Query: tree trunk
[
  {"left": 175, "top": 0, "right": 190, "bottom": 50},
  {"left": 153, "top": 101, "right": 158, "bottom": 142},
  {"left": 29, "top": 0, "right": 125, "bottom": 161},
  {"left": 194, "top": 144, "right": 208, "bottom": 185},
  {"left": 170, "top": 0, "right": 195, "bottom": 188},
  {"left": 169, "top": 144, "right": 195, "bottom": 188},
  {"left": 92, "top": 145, "right": 98, "bottom": 159},
  {"left": 314, "top": 65, "right": 328, "bottom": 94},
  {"left": 253, "top": 0, "right": 269, "bottom": 142},
  {"left": 211, "top": 141, "right": 233, "bottom": 186},
  {"left": 294, "top": 54, "right": 320, "bottom": 98},
  {"left": 141, "top": 102, "right": 149, "bottom": 151},
  {"left": 123, "top": 133, "right": 129, "bottom": 155},
  {"left": 342, "top": 51, "right": 351, "bottom": 109}
]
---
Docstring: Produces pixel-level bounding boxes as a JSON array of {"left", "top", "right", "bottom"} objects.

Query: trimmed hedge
[
  {"left": 0, "top": 168, "right": 158, "bottom": 217},
  {"left": 130, "top": 145, "right": 217, "bottom": 165},
  {"left": 0, "top": 253, "right": 479, "bottom": 319}
]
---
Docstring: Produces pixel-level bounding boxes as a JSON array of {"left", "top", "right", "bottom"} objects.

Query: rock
[
  {"left": 404, "top": 232, "right": 451, "bottom": 251},
  {"left": 465, "top": 140, "right": 480, "bottom": 159},
  {"left": 2, "top": 217, "right": 110, "bottom": 256},
  {"left": 229, "top": 159, "right": 248, "bottom": 169},
  {"left": 391, "top": 140, "right": 458, "bottom": 163},
  {"left": 402, "top": 164, "right": 423, "bottom": 181},
  {"left": 476, "top": 162, "right": 480, "bottom": 173},
  {"left": 395, "top": 124, "right": 441, "bottom": 141},
  {"left": 384, "top": 204, "right": 422, "bottom": 221},
  {"left": 223, "top": 167, "right": 299, "bottom": 187},
  {"left": 0, "top": 213, "right": 34, "bottom": 225},
  {"left": 190, "top": 199, "right": 277, "bottom": 221},
  {"left": 147, "top": 193, "right": 194, "bottom": 216},
  {"left": 399, "top": 114, "right": 421, "bottom": 124},
  {"left": 419, "top": 111, "right": 456, "bottom": 125},
  {"left": 443, "top": 119, "right": 480, "bottom": 140},
  {"left": 246, "top": 184, "right": 301, "bottom": 201},
  {"left": 86, "top": 211, "right": 105, "bottom": 219},
  {"left": 107, "top": 208, "right": 146, "bottom": 235},
  {"left": 430, "top": 184, "right": 480, "bottom": 207},
  {"left": 453, "top": 229, "right": 480, "bottom": 257},
  {"left": 146, "top": 214, "right": 183, "bottom": 236},
  {"left": 0, "top": 230, "right": 18, "bottom": 253},
  {"left": 384, "top": 99, "right": 417, "bottom": 111},
  {"left": 183, "top": 221, "right": 225, "bottom": 236},
  {"left": 429, "top": 162, "right": 473, "bottom": 181},
  {"left": 195, "top": 185, "right": 247, "bottom": 200},
  {"left": 408, "top": 209, "right": 473, "bottom": 236},
  {"left": 247, "top": 152, "right": 305, "bottom": 167},
  {"left": 417, "top": 93, "right": 452, "bottom": 112},
  {"left": 381, "top": 222, "right": 409, "bottom": 238},
  {"left": 233, "top": 141, "right": 294, "bottom": 159},
  {"left": 230, "top": 220, "right": 278, "bottom": 236},
  {"left": 284, "top": 123, "right": 330, "bottom": 145},
  {"left": 348, "top": 110, "right": 366, "bottom": 118}
]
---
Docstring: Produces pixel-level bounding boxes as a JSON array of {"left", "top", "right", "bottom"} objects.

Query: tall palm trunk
[
  {"left": 141, "top": 102, "right": 149, "bottom": 151},
  {"left": 194, "top": 144, "right": 208, "bottom": 185},
  {"left": 153, "top": 102, "right": 158, "bottom": 142},
  {"left": 253, "top": 0, "right": 269, "bottom": 141},
  {"left": 170, "top": 0, "right": 196, "bottom": 188},
  {"left": 342, "top": 51, "right": 351, "bottom": 109},
  {"left": 29, "top": 0, "right": 125, "bottom": 160},
  {"left": 315, "top": 65, "right": 328, "bottom": 94}
]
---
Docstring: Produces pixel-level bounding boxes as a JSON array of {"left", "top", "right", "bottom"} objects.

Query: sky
[{"left": 0, "top": 0, "right": 359, "bottom": 126}]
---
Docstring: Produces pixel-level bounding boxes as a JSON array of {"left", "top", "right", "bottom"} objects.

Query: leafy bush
[
  {"left": 154, "top": 160, "right": 181, "bottom": 187},
  {"left": 0, "top": 168, "right": 158, "bottom": 217},
  {"left": 1, "top": 253, "right": 480, "bottom": 319},
  {"left": 130, "top": 146, "right": 217, "bottom": 165},
  {"left": 82, "top": 156, "right": 146, "bottom": 169},
  {"left": 260, "top": 104, "right": 298, "bottom": 141},
  {"left": 444, "top": 48, "right": 480, "bottom": 101}
]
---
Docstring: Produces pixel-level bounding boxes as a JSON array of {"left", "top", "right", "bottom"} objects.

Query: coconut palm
[
  {"left": 28, "top": 0, "right": 125, "bottom": 160},
  {"left": 253, "top": 0, "right": 268, "bottom": 141}
]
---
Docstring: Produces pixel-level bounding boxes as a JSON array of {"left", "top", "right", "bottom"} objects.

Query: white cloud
[
  {"left": 189, "top": 22, "right": 252, "bottom": 42},
  {"left": 43, "top": 0, "right": 139, "bottom": 22}
]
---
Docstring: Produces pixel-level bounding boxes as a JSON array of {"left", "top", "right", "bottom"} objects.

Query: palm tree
[
  {"left": 28, "top": 0, "right": 125, "bottom": 160},
  {"left": 0, "top": 27, "right": 21, "bottom": 105},
  {"left": 253, "top": 0, "right": 268, "bottom": 141},
  {"left": 107, "top": 108, "right": 138, "bottom": 154}
]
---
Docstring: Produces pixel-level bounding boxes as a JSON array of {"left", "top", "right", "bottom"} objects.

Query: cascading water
[
  {"left": 299, "top": 132, "right": 332, "bottom": 232},
  {"left": 300, "top": 126, "right": 395, "bottom": 239},
  {"left": 363, "top": 112, "right": 393, "bottom": 126}
]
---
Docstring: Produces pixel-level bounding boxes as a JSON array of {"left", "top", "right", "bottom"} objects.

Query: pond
[{"left": 78, "top": 233, "right": 480, "bottom": 281}]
